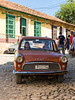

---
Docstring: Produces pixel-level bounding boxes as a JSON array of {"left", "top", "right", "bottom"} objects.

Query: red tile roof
[{"left": 0, "top": 0, "right": 75, "bottom": 27}]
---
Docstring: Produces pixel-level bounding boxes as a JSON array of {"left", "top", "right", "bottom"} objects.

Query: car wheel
[
  {"left": 3, "top": 50, "right": 8, "bottom": 54},
  {"left": 57, "top": 75, "right": 64, "bottom": 83},
  {"left": 15, "top": 75, "right": 22, "bottom": 84}
]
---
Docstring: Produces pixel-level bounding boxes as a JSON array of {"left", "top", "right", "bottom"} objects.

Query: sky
[{"left": 7, "top": 0, "right": 66, "bottom": 17}]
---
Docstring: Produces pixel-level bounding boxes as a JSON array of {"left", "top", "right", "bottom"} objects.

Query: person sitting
[
  {"left": 24, "top": 42, "right": 31, "bottom": 50},
  {"left": 43, "top": 42, "right": 49, "bottom": 50}
]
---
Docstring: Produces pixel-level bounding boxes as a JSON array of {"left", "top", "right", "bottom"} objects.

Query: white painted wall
[
  {"left": 28, "top": 17, "right": 31, "bottom": 36},
  {"left": 62, "top": 27, "right": 66, "bottom": 38},
  {"left": 49, "top": 27, "right": 52, "bottom": 38},
  {"left": 57, "top": 27, "right": 60, "bottom": 38},
  {"left": 30, "top": 21, "right": 34, "bottom": 36},
  {"left": 0, "top": 15, "right": 6, "bottom": 38},
  {"left": 45, "top": 24, "right": 52, "bottom": 38},
  {"left": 18, "top": 17, "right": 20, "bottom": 37}
]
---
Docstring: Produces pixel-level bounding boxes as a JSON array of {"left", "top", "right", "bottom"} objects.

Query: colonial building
[{"left": 0, "top": 0, "right": 75, "bottom": 52}]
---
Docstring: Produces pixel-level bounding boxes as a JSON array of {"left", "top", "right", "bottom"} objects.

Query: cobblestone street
[{"left": 0, "top": 53, "right": 75, "bottom": 100}]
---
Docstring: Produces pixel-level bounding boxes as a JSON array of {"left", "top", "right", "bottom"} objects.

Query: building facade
[{"left": 0, "top": 0, "right": 75, "bottom": 53}]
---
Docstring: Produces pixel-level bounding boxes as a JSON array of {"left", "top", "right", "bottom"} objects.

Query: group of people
[
  {"left": 55, "top": 31, "right": 75, "bottom": 56},
  {"left": 24, "top": 41, "right": 50, "bottom": 50},
  {"left": 23, "top": 31, "right": 75, "bottom": 56}
]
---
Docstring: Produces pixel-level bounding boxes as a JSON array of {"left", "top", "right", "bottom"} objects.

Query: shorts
[{"left": 71, "top": 47, "right": 74, "bottom": 51}]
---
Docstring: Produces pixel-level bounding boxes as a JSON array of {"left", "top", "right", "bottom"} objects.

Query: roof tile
[{"left": 0, "top": 0, "right": 75, "bottom": 27}]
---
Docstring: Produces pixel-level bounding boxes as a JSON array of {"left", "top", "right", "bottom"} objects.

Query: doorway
[{"left": 20, "top": 18, "right": 26, "bottom": 36}]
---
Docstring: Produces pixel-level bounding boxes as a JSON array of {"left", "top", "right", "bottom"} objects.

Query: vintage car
[
  {"left": 13, "top": 36, "right": 68, "bottom": 84},
  {"left": 7, "top": 42, "right": 19, "bottom": 54}
]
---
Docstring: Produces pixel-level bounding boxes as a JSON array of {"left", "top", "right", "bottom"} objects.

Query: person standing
[
  {"left": 70, "top": 34, "right": 75, "bottom": 57},
  {"left": 58, "top": 32, "right": 65, "bottom": 54},
  {"left": 66, "top": 35, "right": 70, "bottom": 51},
  {"left": 69, "top": 31, "right": 73, "bottom": 45}
]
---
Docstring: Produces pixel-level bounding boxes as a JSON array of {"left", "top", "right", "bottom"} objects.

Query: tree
[{"left": 55, "top": 0, "right": 75, "bottom": 24}]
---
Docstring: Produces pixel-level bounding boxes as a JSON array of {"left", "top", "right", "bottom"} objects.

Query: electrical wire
[
  {"left": 33, "top": 4, "right": 61, "bottom": 10},
  {"left": 32, "top": 1, "right": 65, "bottom": 10}
]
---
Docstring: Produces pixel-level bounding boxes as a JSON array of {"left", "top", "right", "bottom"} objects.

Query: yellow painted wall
[
  {"left": 41, "top": 23, "right": 45, "bottom": 37},
  {"left": 15, "top": 17, "right": 18, "bottom": 38},
  {"left": 0, "top": 6, "right": 75, "bottom": 41},
  {"left": 0, "top": 9, "right": 20, "bottom": 39},
  {"left": 41, "top": 23, "right": 52, "bottom": 38},
  {"left": 57, "top": 27, "right": 59, "bottom": 37},
  {"left": 0, "top": 9, "right": 6, "bottom": 38},
  {"left": 30, "top": 21, "right": 34, "bottom": 36},
  {"left": 0, "top": 8, "right": 54, "bottom": 39},
  {"left": 46, "top": 24, "right": 52, "bottom": 38},
  {"left": 15, "top": 17, "right": 21, "bottom": 39},
  {"left": 1, "top": 7, "right": 73, "bottom": 40},
  {"left": 49, "top": 25, "right": 52, "bottom": 38}
]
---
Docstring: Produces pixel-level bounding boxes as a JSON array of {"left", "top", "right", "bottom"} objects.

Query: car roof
[{"left": 21, "top": 36, "right": 54, "bottom": 40}]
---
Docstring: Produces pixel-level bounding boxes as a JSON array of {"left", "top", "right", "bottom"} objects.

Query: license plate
[
  {"left": 10, "top": 49, "right": 13, "bottom": 51},
  {"left": 35, "top": 65, "right": 49, "bottom": 69}
]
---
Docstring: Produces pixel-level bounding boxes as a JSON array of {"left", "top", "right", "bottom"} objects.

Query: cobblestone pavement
[{"left": 0, "top": 53, "right": 75, "bottom": 100}]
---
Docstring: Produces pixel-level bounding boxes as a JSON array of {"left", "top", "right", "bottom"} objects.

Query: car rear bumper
[
  {"left": 13, "top": 70, "right": 68, "bottom": 75},
  {"left": 8, "top": 51, "right": 15, "bottom": 53}
]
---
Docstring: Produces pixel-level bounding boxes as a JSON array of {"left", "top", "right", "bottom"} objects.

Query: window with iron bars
[
  {"left": 34, "top": 21, "right": 41, "bottom": 37},
  {"left": 6, "top": 14, "right": 15, "bottom": 38}
]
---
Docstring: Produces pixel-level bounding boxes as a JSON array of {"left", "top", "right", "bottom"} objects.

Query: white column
[
  {"left": 5, "top": 15, "right": 6, "bottom": 38},
  {"left": 64, "top": 28, "right": 66, "bottom": 38},
  {"left": 57, "top": 27, "right": 60, "bottom": 38},
  {"left": 63, "top": 27, "right": 66, "bottom": 38},
  {"left": 28, "top": 17, "right": 31, "bottom": 36},
  {"left": 45, "top": 23, "right": 47, "bottom": 37},
  {"left": 18, "top": 17, "right": 20, "bottom": 37},
  {"left": 0, "top": 13, "right": 1, "bottom": 38},
  {"left": 2, "top": 16, "right": 6, "bottom": 38},
  {"left": 50, "top": 26, "right": 52, "bottom": 38}
]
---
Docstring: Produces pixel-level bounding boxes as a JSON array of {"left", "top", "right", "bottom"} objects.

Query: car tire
[
  {"left": 57, "top": 75, "right": 64, "bottom": 83},
  {"left": 16, "top": 75, "right": 22, "bottom": 84},
  {"left": 3, "top": 50, "right": 8, "bottom": 54}
]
